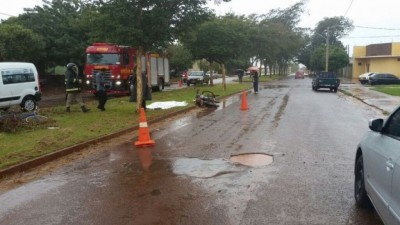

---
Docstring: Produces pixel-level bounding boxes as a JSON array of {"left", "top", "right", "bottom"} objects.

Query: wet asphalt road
[{"left": 0, "top": 77, "right": 385, "bottom": 225}]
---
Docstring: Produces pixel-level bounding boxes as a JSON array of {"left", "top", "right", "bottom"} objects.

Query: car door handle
[{"left": 386, "top": 160, "right": 394, "bottom": 171}]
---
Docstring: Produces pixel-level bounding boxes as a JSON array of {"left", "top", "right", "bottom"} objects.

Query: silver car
[
  {"left": 186, "top": 71, "right": 209, "bottom": 86},
  {"left": 354, "top": 105, "right": 400, "bottom": 224}
]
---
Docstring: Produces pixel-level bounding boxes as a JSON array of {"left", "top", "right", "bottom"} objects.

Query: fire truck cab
[{"left": 84, "top": 43, "right": 169, "bottom": 96}]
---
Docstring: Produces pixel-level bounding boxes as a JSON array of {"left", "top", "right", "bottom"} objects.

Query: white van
[{"left": 0, "top": 62, "right": 42, "bottom": 111}]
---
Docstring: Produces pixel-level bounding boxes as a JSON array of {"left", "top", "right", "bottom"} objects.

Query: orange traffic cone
[
  {"left": 134, "top": 108, "right": 155, "bottom": 147},
  {"left": 240, "top": 90, "right": 249, "bottom": 110}
]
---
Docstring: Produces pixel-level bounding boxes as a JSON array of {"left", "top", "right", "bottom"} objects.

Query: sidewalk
[{"left": 339, "top": 79, "right": 400, "bottom": 114}]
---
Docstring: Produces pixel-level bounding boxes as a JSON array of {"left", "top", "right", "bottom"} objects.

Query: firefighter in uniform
[
  {"left": 65, "top": 63, "right": 90, "bottom": 112},
  {"left": 95, "top": 68, "right": 107, "bottom": 111}
]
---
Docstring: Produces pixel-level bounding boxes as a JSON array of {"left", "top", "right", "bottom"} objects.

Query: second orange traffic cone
[
  {"left": 240, "top": 91, "right": 249, "bottom": 110},
  {"left": 134, "top": 108, "right": 155, "bottom": 147}
]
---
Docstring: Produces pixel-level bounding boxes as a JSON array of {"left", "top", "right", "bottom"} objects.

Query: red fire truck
[{"left": 84, "top": 43, "right": 170, "bottom": 95}]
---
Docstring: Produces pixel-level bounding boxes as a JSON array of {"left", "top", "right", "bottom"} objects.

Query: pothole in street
[
  {"left": 172, "top": 154, "right": 273, "bottom": 178},
  {"left": 230, "top": 153, "right": 273, "bottom": 167},
  {"left": 172, "top": 158, "right": 240, "bottom": 178}
]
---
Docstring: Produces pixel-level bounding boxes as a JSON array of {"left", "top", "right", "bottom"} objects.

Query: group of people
[
  {"left": 65, "top": 62, "right": 259, "bottom": 112},
  {"left": 64, "top": 62, "right": 151, "bottom": 113}
]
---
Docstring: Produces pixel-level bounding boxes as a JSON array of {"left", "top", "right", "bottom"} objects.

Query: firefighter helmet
[{"left": 66, "top": 63, "right": 78, "bottom": 73}]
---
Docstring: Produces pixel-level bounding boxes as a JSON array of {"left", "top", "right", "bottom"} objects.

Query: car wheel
[
  {"left": 354, "top": 156, "right": 372, "bottom": 208},
  {"left": 333, "top": 88, "right": 338, "bottom": 93},
  {"left": 21, "top": 96, "right": 37, "bottom": 112}
]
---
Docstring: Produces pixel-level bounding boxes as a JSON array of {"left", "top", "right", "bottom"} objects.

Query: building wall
[
  {"left": 352, "top": 46, "right": 367, "bottom": 78},
  {"left": 370, "top": 58, "right": 400, "bottom": 75},
  {"left": 352, "top": 43, "right": 400, "bottom": 79},
  {"left": 392, "top": 43, "right": 400, "bottom": 55}
]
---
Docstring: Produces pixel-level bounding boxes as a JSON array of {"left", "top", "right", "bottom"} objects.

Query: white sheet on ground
[{"left": 147, "top": 101, "right": 188, "bottom": 109}]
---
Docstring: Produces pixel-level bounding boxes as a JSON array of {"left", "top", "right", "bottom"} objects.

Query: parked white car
[
  {"left": 358, "top": 72, "right": 375, "bottom": 84},
  {"left": 354, "top": 105, "right": 400, "bottom": 224},
  {"left": 0, "top": 62, "right": 42, "bottom": 111}
]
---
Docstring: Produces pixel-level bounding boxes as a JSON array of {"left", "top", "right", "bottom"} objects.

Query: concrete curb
[{"left": 339, "top": 88, "right": 390, "bottom": 115}]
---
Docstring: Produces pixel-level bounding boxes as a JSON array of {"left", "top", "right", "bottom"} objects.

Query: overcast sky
[{"left": 1, "top": 0, "right": 400, "bottom": 55}]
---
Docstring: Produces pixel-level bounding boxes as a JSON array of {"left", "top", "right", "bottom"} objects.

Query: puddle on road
[
  {"left": 230, "top": 153, "right": 273, "bottom": 167},
  {"left": 262, "top": 84, "right": 289, "bottom": 89},
  {"left": 172, "top": 154, "right": 273, "bottom": 178},
  {"left": 172, "top": 158, "right": 239, "bottom": 178}
]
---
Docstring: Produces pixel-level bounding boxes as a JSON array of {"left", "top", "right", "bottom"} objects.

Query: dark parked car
[
  {"left": 187, "top": 71, "right": 209, "bottom": 86},
  {"left": 354, "top": 105, "right": 400, "bottom": 224},
  {"left": 368, "top": 73, "right": 400, "bottom": 85}
]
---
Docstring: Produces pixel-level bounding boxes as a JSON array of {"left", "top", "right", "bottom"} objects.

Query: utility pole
[{"left": 325, "top": 27, "right": 329, "bottom": 72}]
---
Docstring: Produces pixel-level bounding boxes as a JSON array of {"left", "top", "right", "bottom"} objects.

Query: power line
[
  {"left": 354, "top": 25, "right": 400, "bottom": 31},
  {"left": 0, "top": 12, "right": 15, "bottom": 17},
  {"left": 343, "top": 35, "right": 400, "bottom": 39},
  {"left": 343, "top": 0, "right": 355, "bottom": 17}
]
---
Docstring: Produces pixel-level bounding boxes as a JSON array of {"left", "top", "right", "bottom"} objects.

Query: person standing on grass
[
  {"left": 65, "top": 62, "right": 90, "bottom": 113},
  {"left": 95, "top": 68, "right": 107, "bottom": 111},
  {"left": 237, "top": 69, "right": 244, "bottom": 83},
  {"left": 251, "top": 70, "right": 259, "bottom": 93}
]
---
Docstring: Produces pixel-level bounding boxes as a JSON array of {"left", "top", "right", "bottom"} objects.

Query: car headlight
[
  {"left": 86, "top": 80, "right": 90, "bottom": 85},
  {"left": 116, "top": 81, "right": 121, "bottom": 86}
]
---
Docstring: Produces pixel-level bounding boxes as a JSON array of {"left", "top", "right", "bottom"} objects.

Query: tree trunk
[
  {"left": 136, "top": 47, "right": 144, "bottom": 112},
  {"left": 209, "top": 61, "right": 214, "bottom": 86},
  {"left": 222, "top": 63, "right": 226, "bottom": 91}
]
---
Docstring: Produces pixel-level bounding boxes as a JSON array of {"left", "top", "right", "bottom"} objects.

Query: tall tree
[
  {"left": 298, "top": 16, "right": 353, "bottom": 71},
  {"left": 5, "top": 0, "right": 94, "bottom": 72},
  {"left": 0, "top": 23, "right": 45, "bottom": 62},
  {"left": 167, "top": 44, "right": 194, "bottom": 75},
  {"left": 256, "top": 1, "right": 306, "bottom": 75},
  {"left": 91, "top": 0, "right": 227, "bottom": 110},
  {"left": 310, "top": 45, "right": 348, "bottom": 72},
  {"left": 188, "top": 14, "right": 251, "bottom": 89}
]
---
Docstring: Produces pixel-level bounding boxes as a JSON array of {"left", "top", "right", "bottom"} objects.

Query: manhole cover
[{"left": 230, "top": 153, "right": 273, "bottom": 167}]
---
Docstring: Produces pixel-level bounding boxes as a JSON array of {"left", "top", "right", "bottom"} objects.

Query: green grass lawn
[
  {"left": 0, "top": 82, "right": 252, "bottom": 169},
  {"left": 371, "top": 85, "right": 400, "bottom": 96}
]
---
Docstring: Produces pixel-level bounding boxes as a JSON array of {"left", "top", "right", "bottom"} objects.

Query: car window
[
  {"left": 1, "top": 68, "right": 36, "bottom": 85},
  {"left": 385, "top": 108, "right": 400, "bottom": 138},
  {"left": 190, "top": 72, "right": 203, "bottom": 76}
]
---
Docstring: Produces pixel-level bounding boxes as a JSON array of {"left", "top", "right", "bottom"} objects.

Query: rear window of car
[
  {"left": 372, "top": 74, "right": 384, "bottom": 78},
  {"left": 317, "top": 72, "right": 336, "bottom": 78},
  {"left": 190, "top": 71, "right": 203, "bottom": 76},
  {"left": 386, "top": 74, "right": 397, "bottom": 79}
]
